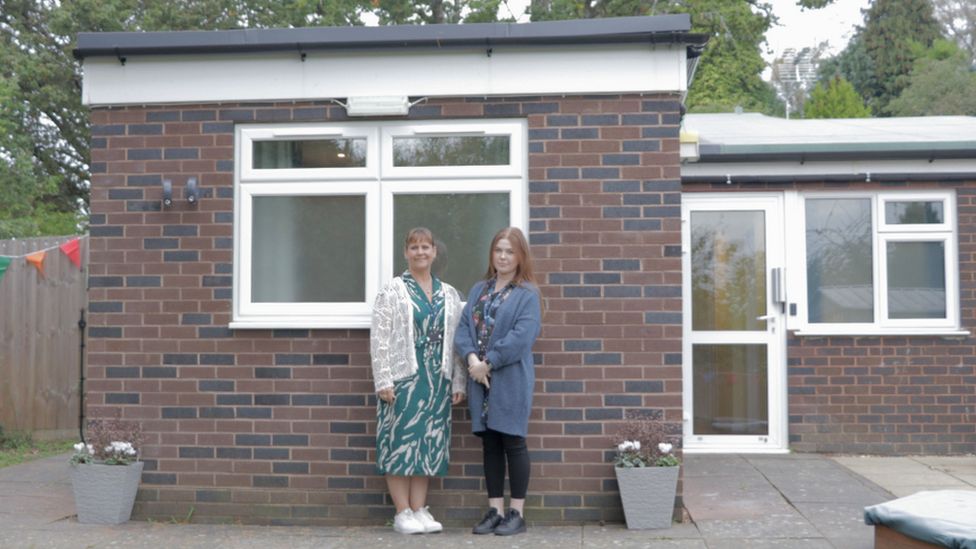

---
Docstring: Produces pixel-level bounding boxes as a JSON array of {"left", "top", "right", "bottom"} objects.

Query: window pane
[
  {"left": 887, "top": 241, "right": 946, "bottom": 319},
  {"left": 252, "top": 139, "right": 366, "bottom": 169},
  {"left": 806, "top": 199, "right": 873, "bottom": 323},
  {"left": 393, "top": 193, "right": 509, "bottom": 293},
  {"left": 251, "top": 196, "right": 365, "bottom": 302},
  {"left": 885, "top": 201, "right": 944, "bottom": 224},
  {"left": 693, "top": 344, "right": 768, "bottom": 435},
  {"left": 690, "top": 211, "right": 766, "bottom": 331},
  {"left": 393, "top": 136, "right": 510, "bottom": 167}
]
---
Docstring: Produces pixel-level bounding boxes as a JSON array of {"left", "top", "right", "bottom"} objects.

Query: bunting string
[{"left": 0, "top": 235, "right": 86, "bottom": 283}]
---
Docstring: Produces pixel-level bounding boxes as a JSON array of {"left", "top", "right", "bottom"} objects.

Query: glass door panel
[{"left": 682, "top": 194, "right": 786, "bottom": 452}]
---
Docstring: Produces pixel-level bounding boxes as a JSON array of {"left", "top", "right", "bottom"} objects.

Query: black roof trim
[
  {"left": 74, "top": 15, "right": 708, "bottom": 60},
  {"left": 682, "top": 172, "right": 976, "bottom": 185},
  {"left": 697, "top": 143, "right": 976, "bottom": 163}
]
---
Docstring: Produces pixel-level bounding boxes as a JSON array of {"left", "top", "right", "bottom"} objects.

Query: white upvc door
[{"left": 681, "top": 194, "right": 788, "bottom": 453}]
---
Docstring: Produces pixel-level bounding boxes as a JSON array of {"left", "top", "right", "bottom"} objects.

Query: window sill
[
  {"left": 792, "top": 329, "right": 970, "bottom": 338},
  {"left": 230, "top": 317, "right": 371, "bottom": 330}
]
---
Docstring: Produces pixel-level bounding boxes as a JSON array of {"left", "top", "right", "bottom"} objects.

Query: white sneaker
[
  {"left": 413, "top": 506, "right": 443, "bottom": 533},
  {"left": 393, "top": 508, "right": 424, "bottom": 534}
]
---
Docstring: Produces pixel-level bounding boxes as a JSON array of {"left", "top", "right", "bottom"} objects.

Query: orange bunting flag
[
  {"left": 26, "top": 250, "right": 46, "bottom": 278},
  {"left": 60, "top": 238, "right": 81, "bottom": 269}
]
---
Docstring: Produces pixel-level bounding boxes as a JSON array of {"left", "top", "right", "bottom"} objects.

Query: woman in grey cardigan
[
  {"left": 370, "top": 228, "right": 466, "bottom": 535},
  {"left": 455, "top": 227, "right": 542, "bottom": 536}
]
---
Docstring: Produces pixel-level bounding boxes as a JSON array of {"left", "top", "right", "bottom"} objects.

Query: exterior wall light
[
  {"left": 342, "top": 96, "right": 412, "bottom": 117},
  {"left": 185, "top": 177, "right": 199, "bottom": 205}
]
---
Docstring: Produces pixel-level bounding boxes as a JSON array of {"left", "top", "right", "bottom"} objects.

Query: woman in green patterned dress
[{"left": 370, "top": 228, "right": 466, "bottom": 535}]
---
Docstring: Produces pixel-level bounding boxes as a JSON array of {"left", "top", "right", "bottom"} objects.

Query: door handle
[{"left": 756, "top": 314, "right": 775, "bottom": 321}]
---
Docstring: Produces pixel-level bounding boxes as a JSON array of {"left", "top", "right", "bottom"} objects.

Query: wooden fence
[{"left": 0, "top": 235, "right": 87, "bottom": 440}]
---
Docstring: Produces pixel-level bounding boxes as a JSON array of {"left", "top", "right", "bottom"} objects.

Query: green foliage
[
  {"left": 0, "top": 436, "right": 75, "bottom": 469},
  {"left": 805, "top": 76, "right": 870, "bottom": 119},
  {"left": 529, "top": 0, "right": 785, "bottom": 115},
  {"left": 887, "top": 39, "right": 976, "bottom": 116},
  {"left": 860, "top": 0, "right": 943, "bottom": 115},
  {"left": 0, "top": 0, "right": 370, "bottom": 240}
]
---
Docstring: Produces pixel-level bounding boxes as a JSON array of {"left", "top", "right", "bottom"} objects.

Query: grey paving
[{"left": 0, "top": 451, "right": 972, "bottom": 548}]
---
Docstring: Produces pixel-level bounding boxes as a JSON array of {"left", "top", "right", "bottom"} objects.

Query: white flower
[
  {"left": 617, "top": 440, "right": 641, "bottom": 452},
  {"left": 73, "top": 443, "right": 85, "bottom": 452},
  {"left": 86, "top": 444, "right": 94, "bottom": 454},
  {"left": 658, "top": 442, "right": 673, "bottom": 454}
]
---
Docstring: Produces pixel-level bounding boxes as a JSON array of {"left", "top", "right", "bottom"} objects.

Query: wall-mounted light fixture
[
  {"left": 185, "top": 177, "right": 199, "bottom": 205},
  {"left": 331, "top": 96, "right": 426, "bottom": 117},
  {"left": 162, "top": 179, "right": 173, "bottom": 208}
]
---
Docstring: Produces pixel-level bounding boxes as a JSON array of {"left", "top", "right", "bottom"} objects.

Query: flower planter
[
  {"left": 614, "top": 465, "right": 679, "bottom": 529},
  {"left": 70, "top": 461, "right": 144, "bottom": 524}
]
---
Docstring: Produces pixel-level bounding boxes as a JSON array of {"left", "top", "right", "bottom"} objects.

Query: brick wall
[
  {"left": 87, "top": 94, "right": 684, "bottom": 525},
  {"left": 685, "top": 181, "right": 976, "bottom": 455}
]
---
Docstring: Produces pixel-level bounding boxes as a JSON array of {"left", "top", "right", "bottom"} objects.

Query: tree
[
  {"left": 805, "top": 76, "right": 870, "bottom": 118},
  {"left": 0, "top": 0, "right": 369, "bottom": 239},
  {"left": 931, "top": 0, "right": 976, "bottom": 65},
  {"left": 859, "top": 0, "right": 943, "bottom": 115},
  {"left": 887, "top": 39, "right": 976, "bottom": 116},
  {"left": 529, "top": 0, "right": 788, "bottom": 115}
]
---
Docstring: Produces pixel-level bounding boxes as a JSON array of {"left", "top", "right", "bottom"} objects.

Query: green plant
[{"left": 611, "top": 411, "right": 681, "bottom": 468}]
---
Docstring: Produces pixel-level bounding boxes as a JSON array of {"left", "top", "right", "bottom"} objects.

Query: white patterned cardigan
[{"left": 369, "top": 277, "right": 466, "bottom": 395}]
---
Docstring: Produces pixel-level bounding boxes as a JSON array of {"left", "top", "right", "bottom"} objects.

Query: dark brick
[
  {"left": 144, "top": 238, "right": 179, "bottom": 249},
  {"left": 546, "top": 115, "right": 578, "bottom": 126},
  {"left": 253, "top": 448, "right": 289, "bottom": 459},
  {"left": 237, "top": 407, "right": 273, "bottom": 418},
  {"left": 564, "top": 286, "right": 600, "bottom": 298},
  {"left": 199, "top": 380, "right": 234, "bottom": 392},
  {"left": 313, "top": 354, "right": 349, "bottom": 365},
  {"left": 641, "top": 126, "right": 679, "bottom": 138},
  {"left": 127, "top": 174, "right": 161, "bottom": 186},
  {"left": 200, "top": 407, "right": 234, "bottom": 418},
  {"left": 147, "top": 111, "right": 180, "bottom": 122},
  {"left": 255, "top": 394, "right": 289, "bottom": 406},
  {"left": 200, "top": 354, "right": 235, "bottom": 365},
  {"left": 566, "top": 423, "right": 603, "bottom": 435},
  {"left": 182, "top": 110, "right": 216, "bottom": 121},
  {"left": 273, "top": 434, "right": 308, "bottom": 446},
  {"left": 163, "top": 354, "right": 198, "bottom": 365},
  {"left": 142, "top": 473, "right": 177, "bottom": 485},
  {"left": 564, "top": 340, "right": 601, "bottom": 352},
  {"left": 273, "top": 462, "right": 309, "bottom": 474},
  {"left": 90, "top": 226, "right": 123, "bottom": 237},
  {"left": 256, "top": 367, "right": 291, "bottom": 379},
  {"left": 624, "top": 219, "right": 662, "bottom": 231},
  {"left": 328, "top": 394, "right": 364, "bottom": 406},
  {"left": 623, "top": 140, "right": 661, "bottom": 152},
  {"left": 582, "top": 167, "right": 619, "bottom": 179},
  {"left": 235, "top": 434, "right": 271, "bottom": 446},
  {"left": 179, "top": 447, "right": 214, "bottom": 458},
  {"left": 216, "top": 447, "right": 252, "bottom": 459},
  {"left": 586, "top": 407, "right": 622, "bottom": 420},
  {"left": 195, "top": 490, "right": 231, "bottom": 502},
  {"left": 605, "top": 395, "right": 642, "bottom": 406},
  {"left": 522, "top": 102, "right": 559, "bottom": 114},
  {"left": 164, "top": 148, "right": 199, "bottom": 160},
  {"left": 560, "top": 128, "right": 598, "bottom": 139},
  {"left": 253, "top": 476, "right": 288, "bottom": 488},
  {"left": 644, "top": 312, "right": 681, "bottom": 324},
  {"left": 546, "top": 381, "right": 584, "bottom": 393},
  {"left": 548, "top": 273, "right": 581, "bottom": 284},
  {"left": 584, "top": 353, "right": 621, "bottom": 365},
  {"left": 199, "top": 327, "right": 234, "bottom": 338},
  {"left": 331, "top": 449, "right": 367, "bottom": 461},
  {"left": 128, "top": 124, "right": 163, "bottom": 135},
  {"left": 109, "top": 188, "right": 144, "bottom": 199},
  {"left": 89, "top": 301, "right": 123, "bottom": 313},
  {"left": 603, "top": 154, "right": 640, "bottom": 166},
  {"left": 203, "top": 276, "right": 232, "bottom": 287},
  {"left": 331, "top": 422, "right": 366, "bottom": 434},
  {"left": 142, "top": 366, "right": 178, "bottom": 377},
  {"left": 275, "top": 354, "right": 310, "bottom": 366},
  {"left": 545, "top": 408, "right": 583, "bottom": 421},
  {"left": 106, "top": 367, "right": 139, "bottom": 378},
  {"left": 584, "top": 273, "right": 620, "bottom": 284},
  {"left": 162, "top": 407, "right": 197, "bottom": 419},
  {"left": 105, "top": 393, "right": 140, "bottom": 404},
  {"left": 181, "top": 313, "right": 211, "bottom": 325},
  {"left": 625, "top": 380, "right": 664, "bottom": 393},
  {"left": 89, "top": 327, "right": 122, "bottom": 338},
  {"left": 529, "top": 128, "right": 558, "bottom": 140},
  {"left": 273, "top": 329, "right": 309, "bottom": 338},
  {"left": 528, "top": 450, "right": 562, "bottom": 463},
  {"left": 582, "top": 114, "right": 619, "bottom": 125},
  {"left": 291, "top": 394, "right": 328, "bottom": 406},
  {"left": 89, "top": 277, "right": 124, "bottom": 288},
  {"left": 546, "top": 168, "right": 579, "bottom": 180},
  {"left": 485, "top": 103, "right": 520, "bottom": 116}
]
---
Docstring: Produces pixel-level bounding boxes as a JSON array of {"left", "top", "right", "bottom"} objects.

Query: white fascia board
[
  {"left": 81, "top": 45, "right": 687, "bottom": 106},
  {"left": 682, "top": 159, "right": 976, "bottom": 179}
]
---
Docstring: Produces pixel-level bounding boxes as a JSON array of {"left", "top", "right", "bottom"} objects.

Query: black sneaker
[
  {"left": 494, "top": 509, "right": 526, "bottom": 536},
  {"left": 472, "top": 507, "right": 503, "bottom": 535}
]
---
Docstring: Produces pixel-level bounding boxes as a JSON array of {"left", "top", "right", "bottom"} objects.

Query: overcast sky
[{"left": 764, "top": 0, "right": 871, "bottom": 59}]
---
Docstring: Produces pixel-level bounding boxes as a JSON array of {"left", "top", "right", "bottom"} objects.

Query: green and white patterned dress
[{"left": 375, "top": 273, "right": 452, "bottom": 476}]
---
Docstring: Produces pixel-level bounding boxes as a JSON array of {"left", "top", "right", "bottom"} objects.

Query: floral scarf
[{"left": 472, "top": 278, "right": 516, "bottom": 419}]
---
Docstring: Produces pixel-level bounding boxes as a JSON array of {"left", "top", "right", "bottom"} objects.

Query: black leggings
[{"left": 481, "top": 429, "right": 530, "bottom": 500}]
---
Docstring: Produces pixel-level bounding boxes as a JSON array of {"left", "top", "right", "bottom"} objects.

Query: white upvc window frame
[
  {"left": 787, "top": 189, "right": 963, "bottom": 336},
  {"left": 232, "top": 119, "right": 527, "bottom": 329}
]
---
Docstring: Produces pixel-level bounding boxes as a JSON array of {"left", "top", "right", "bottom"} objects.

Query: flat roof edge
[
  {"left": 74, "top": 15, "right": 708, "bottom": 60},
  {"left": 697, "top": 141, "right": 976, "bottom": 162}
]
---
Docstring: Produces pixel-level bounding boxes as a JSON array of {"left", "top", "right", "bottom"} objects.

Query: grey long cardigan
[{"left": 454, "top": 281, "right": 542, "bottom": 438}]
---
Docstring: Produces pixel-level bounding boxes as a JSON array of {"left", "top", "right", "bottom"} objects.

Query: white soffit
[{"left": 81, "top": 45, "right": 687, "bottom": 106}]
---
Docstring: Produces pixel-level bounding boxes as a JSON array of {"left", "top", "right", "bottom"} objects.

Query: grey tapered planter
[
  {"left": 614, "top": 465, "right": 679, "bottom": 529},
  {"left": 70, "top": 461, "right": 144, "bottom": 524}
]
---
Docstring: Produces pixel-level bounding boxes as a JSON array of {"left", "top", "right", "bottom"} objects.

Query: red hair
[{"left": 484, "top": 227, "right": 536, "bottom": 286}]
